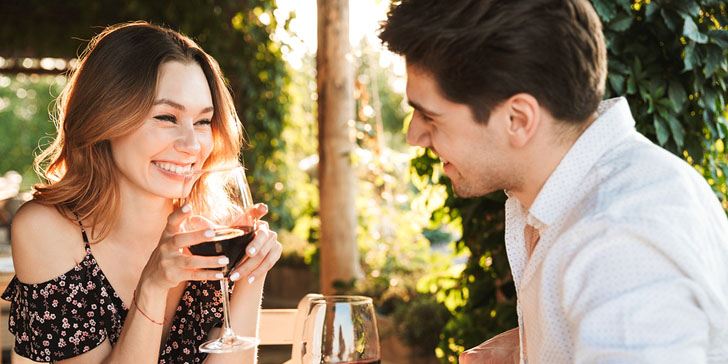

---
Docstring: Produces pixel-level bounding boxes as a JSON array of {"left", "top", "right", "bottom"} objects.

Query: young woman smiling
[{"left": 3, "top": 22, "right": 282, "bottom": 363}]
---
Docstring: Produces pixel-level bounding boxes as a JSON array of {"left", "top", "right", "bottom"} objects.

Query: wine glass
[
  {"left": 300, "top": 296, "right": 381, "bottom": 364},
  {"left": 182, "top": 165, "right": 259, "bottom": 353}
]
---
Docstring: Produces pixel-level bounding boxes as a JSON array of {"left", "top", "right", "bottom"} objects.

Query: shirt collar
[{"left": 527, "top": 97, "right": 635, "bottom": 229}]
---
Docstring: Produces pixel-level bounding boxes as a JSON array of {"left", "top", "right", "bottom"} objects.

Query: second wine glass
[
  {"left": 183, "top": 165, "right": 259, "bottom": 353},
  {"left": 300, "top": 296, "right": 381, "bottom": 364}
]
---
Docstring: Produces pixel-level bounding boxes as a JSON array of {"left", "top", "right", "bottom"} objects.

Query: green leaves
[
  {"left": 703, "top": 44, "right": 724, "bottom": 77},
  {"left": 611, "top": 13, "right": 633, "bottom": 32},
  {"left": 654, "top": 116, "right": 671, "bottom": 146},
  {"left": 668, "top": 80, "right": 687, "bottom": 112},
  {"left": 592, "top": 0, "right": 617, "bottom": 22},
  {"left": 683, "top": 41, "right": 699, "bottom": 71},
  {"left": 682, "top": 17, "right": 708, "bottom": 44}
]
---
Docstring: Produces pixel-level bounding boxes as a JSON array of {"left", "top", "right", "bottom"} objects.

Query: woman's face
[{"left": 111, "top": 61, "right": 215, "bottom": 200}]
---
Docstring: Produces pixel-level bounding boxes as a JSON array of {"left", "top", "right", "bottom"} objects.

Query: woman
[{"left": 2, "top": 22, "right": 282, "bottom": 363}]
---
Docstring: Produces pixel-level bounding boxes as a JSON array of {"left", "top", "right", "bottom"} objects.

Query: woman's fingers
[
  {"left": 187, "top": 269, "right": 225, "bottom": 281},
  {"left": 248, "top": 203, "right": 268, "bottom": 220},
  {"left": 170, "top": 229, "right": 215, "bottom": 250},
  {"left": 245, "top": 241, "right": 281, "bottom": 283},
  {"left": 245, "top": 220, "right": 270, "bottom": 257},
  {"left": 163, "top": 203, "right": 192, "bottom": 237},
  {"left": 230, "top": 227, "right": 281, "bottom": 283},
  {"left": 177, "top": 254, "right": 229, "bottom": 270},
  {"left": 232, "top": 204, "right": 269, "bottom": 228}
]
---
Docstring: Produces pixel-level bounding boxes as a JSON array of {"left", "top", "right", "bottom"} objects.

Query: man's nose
[{"left": 406, "top": 118, "right": 430, "bottom": 148}]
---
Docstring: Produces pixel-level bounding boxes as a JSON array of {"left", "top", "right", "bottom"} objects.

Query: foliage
[
  {"left": 409, "top": 0, "right": 728, "bottom": 362},
  {"left": 0, "top": 74, "right": 63, "bottom": 189},
  {"left": 392, "top": 294, "right": 451, "bottom": 356},
  {"left": 0, "top": 0, "right": 298, "bottom": 231},
  {"left": 596, "top": 0, "right": 728, "bottom": 208}
]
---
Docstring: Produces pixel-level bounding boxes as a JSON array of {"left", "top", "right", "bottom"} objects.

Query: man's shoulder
[{"left": 591, "top": 133, "right": 716, "bottom": 211}]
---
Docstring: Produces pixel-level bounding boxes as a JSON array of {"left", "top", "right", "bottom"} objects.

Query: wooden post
[{"left": 317, "top": 0, "right": 363, "bottom": 295}]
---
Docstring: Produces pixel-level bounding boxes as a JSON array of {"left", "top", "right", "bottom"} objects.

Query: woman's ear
[{"left": 505, "top": 93, "right": 540, "bottom": 148}]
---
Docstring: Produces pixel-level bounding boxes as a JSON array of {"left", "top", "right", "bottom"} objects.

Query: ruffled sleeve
[{"left": 1, "top": 266, "right": 109, "bottom": 362}]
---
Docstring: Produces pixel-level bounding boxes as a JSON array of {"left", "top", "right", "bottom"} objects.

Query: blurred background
[{"left": 0, "top": 0, "right": 726, "bottom": 363}]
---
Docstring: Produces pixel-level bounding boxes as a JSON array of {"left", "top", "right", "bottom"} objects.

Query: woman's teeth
[{"left": 154, "top": 162, "right": 192, "bottom": 175}]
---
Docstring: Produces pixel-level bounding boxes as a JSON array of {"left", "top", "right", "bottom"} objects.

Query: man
[{"left": 379, "top": 0, "right": 728, "bottom": 362}]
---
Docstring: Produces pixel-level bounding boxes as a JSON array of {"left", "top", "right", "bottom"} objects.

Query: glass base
[{"left": 198, "top": 335, "right": 259, "bottom": 353}]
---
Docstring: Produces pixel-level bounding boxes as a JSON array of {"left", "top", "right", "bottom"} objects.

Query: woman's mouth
[{"left": 152, "top": 161, "right": 195, "bottom": 177}]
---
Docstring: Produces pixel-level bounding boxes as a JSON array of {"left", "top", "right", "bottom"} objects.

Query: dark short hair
[{"left": 379, "top": 0, "right": 607, "bottom": 124}]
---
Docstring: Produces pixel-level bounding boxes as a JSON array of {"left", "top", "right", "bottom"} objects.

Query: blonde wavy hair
[{"left": 33, "top": 22, "right": 243, "bottom": 241}]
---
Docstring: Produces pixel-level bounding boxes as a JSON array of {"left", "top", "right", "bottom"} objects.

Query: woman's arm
[{"left": 96, "top": 205, "right": 228, "bottom": 364}]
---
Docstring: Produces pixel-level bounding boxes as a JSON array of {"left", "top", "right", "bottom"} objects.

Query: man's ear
[{"left": 505, "top": 93, "right": 540, "bottom": 148}]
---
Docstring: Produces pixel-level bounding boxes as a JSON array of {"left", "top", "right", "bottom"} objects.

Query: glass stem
[{"left": 219, "top": 277, "right": 236, "bottom": 342}]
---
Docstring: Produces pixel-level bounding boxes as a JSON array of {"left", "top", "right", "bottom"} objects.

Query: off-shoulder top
[{"left": 1, "top": 217, "right": 227, "bottom": 363}]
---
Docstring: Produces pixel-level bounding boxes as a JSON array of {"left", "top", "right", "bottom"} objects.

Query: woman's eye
[
  {"left": 154, "top": 114, "right": 176, "bottom": 123},
  {"left": 196, "top": 118, "right": 212, "bottom": 126}
]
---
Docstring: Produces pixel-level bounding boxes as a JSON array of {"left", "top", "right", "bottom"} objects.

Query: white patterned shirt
[{"left": 504, "top": 97, "right": 728, "bottom": 363}]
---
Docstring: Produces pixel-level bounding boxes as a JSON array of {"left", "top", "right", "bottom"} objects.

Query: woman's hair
[{"left": 33, "top": 21, "right": 243, "bottom": 241}]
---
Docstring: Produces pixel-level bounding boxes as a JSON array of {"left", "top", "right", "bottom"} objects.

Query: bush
[
  {"left": 0, "top": 74, "right": 63, "bottom": 188},
  {"left": 393, "top": 295, "right": 451, "bottom": 356}
]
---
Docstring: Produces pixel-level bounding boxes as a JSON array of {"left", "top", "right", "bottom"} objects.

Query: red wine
[{"left": 189, "top": 226, "right": 255, "bottom": 275}]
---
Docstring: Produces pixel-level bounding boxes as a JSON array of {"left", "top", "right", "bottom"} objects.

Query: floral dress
[{"left": 1, "top": 220, "right": 229, "bottom": 363}]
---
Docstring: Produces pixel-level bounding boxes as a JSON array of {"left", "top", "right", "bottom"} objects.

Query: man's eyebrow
[
  {"left": 153, "top": 99, "right": 214, "bottom": 114},
  {"left": 407, "top": 100, "right": 441, "bottom": 117}
]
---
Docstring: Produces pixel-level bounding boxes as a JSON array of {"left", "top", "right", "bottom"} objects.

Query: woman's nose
[{"left": 175, "top": 125, "right": 201, "bottom": 154}]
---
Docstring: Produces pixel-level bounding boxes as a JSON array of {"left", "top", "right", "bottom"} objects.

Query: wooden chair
[{"left": 259, "top": 293, "right": 323, "bottom": 364}]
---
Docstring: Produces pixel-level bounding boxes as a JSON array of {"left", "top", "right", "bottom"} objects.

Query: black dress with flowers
[{"left": 1, "top": 222, "right": 228, "bottom": 363}]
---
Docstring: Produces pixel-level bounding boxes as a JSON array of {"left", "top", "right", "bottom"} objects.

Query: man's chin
[{"left": 452, "top": 184, "right": 493, "bottom": 199}]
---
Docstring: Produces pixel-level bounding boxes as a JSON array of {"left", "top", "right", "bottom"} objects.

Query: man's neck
[{"left": 511, "top": 113, "right": 598, "bottom": 210}]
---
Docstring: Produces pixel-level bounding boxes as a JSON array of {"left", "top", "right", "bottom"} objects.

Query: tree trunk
[{"left": 317, "top": 0, "right": 362, "bottom": 295}]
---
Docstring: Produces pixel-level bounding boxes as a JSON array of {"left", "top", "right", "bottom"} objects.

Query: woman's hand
[
  {"left": 228, "top": 203, "right": 282, "bottom": 285},
  {"left": 139, "top": 203, "right": 230, "bottom": 291}
]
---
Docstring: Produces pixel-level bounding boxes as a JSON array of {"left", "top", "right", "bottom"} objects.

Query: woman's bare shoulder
[{"left": 10, "top": 201, "right": 86, "bottom": 284}]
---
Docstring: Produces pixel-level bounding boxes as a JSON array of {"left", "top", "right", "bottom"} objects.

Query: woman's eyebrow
[{"left": 154, "top": 98, "right": 214, "bottom": 114}]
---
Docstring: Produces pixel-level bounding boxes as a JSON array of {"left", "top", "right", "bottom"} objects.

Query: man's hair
[{"left": 379, "top": 0, "right": 607, "bottom": 124}]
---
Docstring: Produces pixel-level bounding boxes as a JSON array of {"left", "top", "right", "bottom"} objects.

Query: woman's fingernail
[
  {"left": 247, "top": 276, "right": 255, "bottom": 284},
  {"left": 218, "top": 257, "right": 229, "bottom": 265},
  {"left": 248, "top": 247, "right": 256, "bottom": 256},
  {"left": 182, "top": 204, "right": 191, "bottom": 213},
  {"left": 215, "top": 273, "right": 224, "bottom": 279},
  {"left": 230, "top": 272, "right": 240, "bottom": 281},
  {"left": 204, "top": 230, "right": 215, "bottom": 238}
]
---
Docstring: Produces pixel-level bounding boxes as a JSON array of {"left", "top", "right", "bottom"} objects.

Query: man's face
[{"left": 405, "top": 65, "right": 515, "bottom": 197}]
